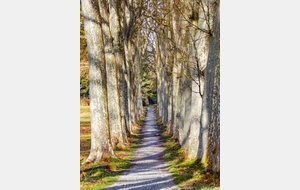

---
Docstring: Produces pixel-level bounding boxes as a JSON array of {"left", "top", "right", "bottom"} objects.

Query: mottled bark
[
  {"left": 201, "top": 2, "right": 220, "bottom": 173},
  {"left": 129, "top": 41, "right": 135, "bottom": 128},
  {"left": 178, "top": 18, "right": 193, "bottom": 148},
  {"left": 163, "top": 29, "right": 172, "bottom": 127},
  {"left": 179, "top": 76, "right": 185, "bottom": 146},
  {"left": 178, "top": 48, "right": 191, "bottom": 148},
  {"left": 162, "top": 69, "right": 168, "bottom": 126},
  {"left": 109, "top": 0, "right": 131, "bottom": 136},
  {"left": 124, "top": 40, "right": 132, "bottom": 133},
  {"left": 188, "top": 35, "right": 202, "bottom": 158},
  {"left": 98, "top": 0, "right": 127, "bottom": 147},
  {"left": 135, "top": 35, "right": 143, "bottom": 118},
  {"left": 170, "top": 0, "right": 182, "bottom": 139},
  {"left": 159, "top": 37, "right": 165, "bottom": 121},
  {"left": 163, "top": 74, "right": 169, "bottom": 126},
  {"left": 167, "top": 77, "right": 173, "bottom": 133},
  {"left": 123, "top": 0, "right": 137, "bottom": 131},
  {"left": 160, "top": 49, "right": 166, "bottom": 126},
  {"left": 156, "top": 40, "right": 161, "bottom": 117},
  {"left": 171, "top": 63, "right": 181, "bottom": 139},
  {"left": 161, "top": 66, "right": 165, "bottom": 122},
  {"left": 182, "top": 77, "right": 192, "bottom": 149},
  {"left": 181, "top": 32, "right": 193, "bottom": 149},
  {"left": 133, "top": 42, "right": 140, "bottom": 121},
  {"left": 81, "top": 0, "right": 116, "bottom": 163},
  {"left": 188, "top": 0, "right": 210, "bottom": 159}
]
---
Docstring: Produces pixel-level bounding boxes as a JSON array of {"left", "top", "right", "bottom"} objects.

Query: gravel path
[{"left": 103, "top": 106, "right": 180, "bottom": 190}]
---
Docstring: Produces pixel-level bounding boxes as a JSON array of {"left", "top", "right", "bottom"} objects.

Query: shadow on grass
[
  {"left": 153, "top": 105, "right": 220, "bottom": 190},
  {"left": 80, "top": 106, "right": 148, "bottom": 190}
]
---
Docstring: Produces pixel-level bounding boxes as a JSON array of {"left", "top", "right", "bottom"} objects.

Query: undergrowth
[
  {"left": 80, "top": 106, "right": 147, "bottom": 189},
  {"left": 154, "top": 105, "right": 220, "bottom": 190}
]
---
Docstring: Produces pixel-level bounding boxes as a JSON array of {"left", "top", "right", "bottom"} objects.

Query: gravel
[{"left": 103, "top": 106, "right": 180, "bottom": 190}]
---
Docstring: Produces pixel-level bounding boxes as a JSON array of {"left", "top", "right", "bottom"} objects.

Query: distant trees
[{"left": 80, "top": 64, "right": 89, "bottom": 98}]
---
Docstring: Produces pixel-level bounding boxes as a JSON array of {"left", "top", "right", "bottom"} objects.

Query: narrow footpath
[{"left": 104, "top": 106, "right": 180, "bottom": 190}]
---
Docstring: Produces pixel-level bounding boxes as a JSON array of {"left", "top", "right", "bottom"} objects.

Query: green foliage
[
  {"left": 80, "top": 66, "right": 89, "bottom": 98},
  {"left": 141, "top": 71, "right": 157, "bottom": 106}
]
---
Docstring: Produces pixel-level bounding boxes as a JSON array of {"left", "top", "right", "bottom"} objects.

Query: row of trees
[
  {"left": 81, "top": 0, "right": 220, "bottom": 174},
  {"left": 81, "top": 0, "right": 150, "bottom": 162},
  {"left": 150, "top": 0, "right": 220, "bottom": 173}
]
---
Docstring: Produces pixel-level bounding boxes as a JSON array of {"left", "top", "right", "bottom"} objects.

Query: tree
[
  {"left": 188, "top": 0, "right": 211, "bottom": 159},
  {"left": 109, "top": 0, "right": 131, "bottom": 135},
  {"left": 98, "top": 0, "right": 128, "bottom": 148},
  {"left": 201, "top": 0, "right": 220, "bottom": 173},
  {"left": 81, "top": 0, "right": 116, "bottom": 163}
]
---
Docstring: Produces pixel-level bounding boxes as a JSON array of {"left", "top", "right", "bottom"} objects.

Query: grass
[
  {"left": 154, "top": 105, "right": 220, "bottom": 190},
  {"left": 80, "top": 106, "right": 147, "bottom": 189}
]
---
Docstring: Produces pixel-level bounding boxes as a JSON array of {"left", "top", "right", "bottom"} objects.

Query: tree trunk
[
  {"left": 133, "top": 42, "right": 139, "bottom": 122},
  {"left": 201, "top": 1, "right": 220, "bottom": 173},
  {"left": 156, "top": 39, "right": 161, "bottom": 116},
  {"left": 109, "top": 0, "right": 131, "bottom": 136},
  {"left": 98, "top": 0, "right": 127, "bottom": 147},
  {"left": 188, "top": 0, "right": 210, "bottom": 158},
  {"left": 124, "top": 40, "right": 132, "bottom": 133},
  {"left": 81, "top": 0, "right": 116, "bottom": 163},
  {"left": 170, "top": 0, "right": 182, "bottom": 139},
  {"left": 157, "top": 35, "right": 167, "bottom": 125},
  {"left": 167, "top": 76, "right": 173, "bottom": 134},
  {"left": 181, "top": 32, "right": 193, "bottom": 149},
  {"left": 135, "top": 35, "right": 143, "bottom": 117},
  {"left": 179, "top": 75, "right": 185, "bottom": 146},
  {"left": 182, "top": 76, "right": 192, "bottom": 149},
  {"left": 163, "top": 29, "right": 171, "bottom": 127},
  {"left": 129, "top": 41, "right": 135, "bottom": 129}
]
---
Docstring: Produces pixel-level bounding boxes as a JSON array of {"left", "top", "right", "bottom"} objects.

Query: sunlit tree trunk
[
  {"left": 160, "top": 38, "right": 168, "bottom": 126},
  {"left": 133, "top": 42, "right": 140, "bottom": 121},
  {"left": 81, "top": 0, "right": 116, "bottom": 163},
  {"left": 201, "top": 1, "right": 220, "bottom": 173},
  {"left": 167, "top": 76, "right": 173, "bottom": 135},
  {"left": 109, "top": 0, "right": 131, "bottom": 135},
  {"left": 129, "top": 41, "right": 135, "bottom": 129},
  {"left": 122, "top": 0, "right": 135, "bottom": 132},
  {"left": 182, "top": 76, "right": 192, "bottom": 149},
  {"left": 181, "top": 31, "right": 193, "bottom": 149},
  {"left": 158, "top": 36, "right": 166, "bottom": 124},
  {"left": 179, "top": 75, "right": 185, "bottom": 146},
  {"left": 188, "top": 0, "right": 210, "bottom": 159},
  {"left": 178, "top": 29, "right": 191, "bottom": 147},
  {"left": 135, "top": 34, "right": 143, "bottom": 117},
  {"left": 156, "top": 38, "right": 161, "bottom": 115},
  {"left": 161, "top": 65, "right": 165, "bottom": 120},
  {"left": 131, "top": 41, "right": 138, "bottom": 125},
  {"left": 98, "top": 0, "right": 127, "bottom": 147},
  {"left": 166, "top": 27, "right": 173, "bottom": 133},
  {"left": 170, "top": 0, "right": 182, "bottom": 139}
]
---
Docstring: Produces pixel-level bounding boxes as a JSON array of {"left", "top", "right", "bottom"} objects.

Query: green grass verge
[
  {"left": 154, "top": 105, "right": 220, "bottom": 190},
  {"left": 80, "top": 106, "right": 147, "bottom": 189}
]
